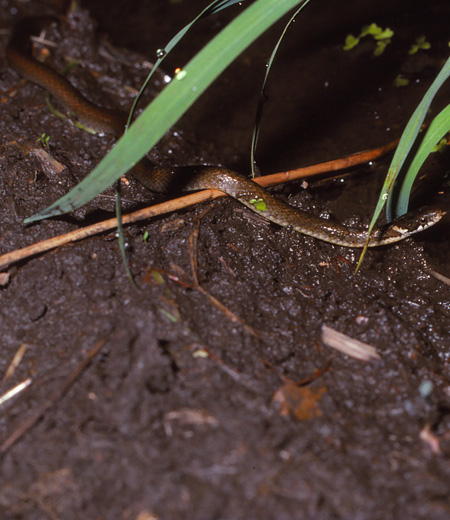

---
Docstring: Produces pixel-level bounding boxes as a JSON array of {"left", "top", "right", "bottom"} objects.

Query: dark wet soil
[{"left": 1, "top": 1, "right": 450, "bottom": 518}]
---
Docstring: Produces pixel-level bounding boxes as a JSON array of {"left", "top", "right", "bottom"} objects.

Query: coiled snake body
[{"left": 6, "top": 17, "right": 445, "bottom": 248}]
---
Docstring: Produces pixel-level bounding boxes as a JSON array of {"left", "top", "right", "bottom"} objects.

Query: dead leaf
[{"left": 272, "top": 382, "right": 326, "bottom": 420}]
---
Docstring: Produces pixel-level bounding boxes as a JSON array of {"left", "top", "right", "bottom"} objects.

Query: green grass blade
[
  {"left": 251, "top": 0, "right": 312, "bottom": 176},
  {"left": 385, "top": 56, "right": 450, "bottom": 219},
  {"left": 206, "top": 0, "right": 247, "bottom": 16},
  {"left": 122, "top": 0, "right": 247, "bottom": 282},
  {"left": 395, "top": 102, "right": 450, "bottom": 215},
  {"left": 127, "top": 0, "right": 245, "bottom": 128},
  {"left": 356, "top": 55, "right": 450, "bottom": 270},
  {"left": 25, "top": 0, "right": 308, "bottom": 224}
]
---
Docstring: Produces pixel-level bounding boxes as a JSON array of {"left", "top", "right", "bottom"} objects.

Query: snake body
[{"left": 6, "top": 17, "right": 445, "bottom": 247}]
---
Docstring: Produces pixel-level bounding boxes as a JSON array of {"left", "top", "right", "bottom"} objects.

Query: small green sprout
[
  {"left": 394, "top": 75, "right": 409, "bottom": 87},
  {"left": 143, "top": 230, "right": 149, "bottom": 242},
  {"left": 37, "top": 133, "right": 50, "bottom": 147},
  {"left": 343, "top": 23, "right": 393, "bottom": 56},
  {"left": 408, "top": 35, "right": 431, "bottom": 55},
  {"left": 160, "top": 308, "right": 178, "bottom": 323},
  {"left": 343, "top": 34, "right": 360, "bottom": 51},
  {"left": 249, "top": 198, "right": 267, "bottom": 212},
  {"left": 374, "top": 39, "right": 390, "bottom": 56},
  {"left": 371, "top": 27, "right": 394, "bottom": 40}
]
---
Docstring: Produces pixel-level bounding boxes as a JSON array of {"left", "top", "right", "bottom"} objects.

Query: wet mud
[{"left": 0, "top": 1, "right": 449, "bottom": 518}]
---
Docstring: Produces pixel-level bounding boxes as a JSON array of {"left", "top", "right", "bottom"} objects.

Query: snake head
[{"left": 392, "top": 206, "right": 446, "bottom": 238}]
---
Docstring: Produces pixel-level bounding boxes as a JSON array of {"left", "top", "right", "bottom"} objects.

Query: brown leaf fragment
[{"left": 272, "top": 382, "right": 326, "bottom": 420}]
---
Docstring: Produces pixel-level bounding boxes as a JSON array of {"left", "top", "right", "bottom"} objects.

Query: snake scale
[{"left": 6, "top": 16, "right": 445, "bottom": 248}]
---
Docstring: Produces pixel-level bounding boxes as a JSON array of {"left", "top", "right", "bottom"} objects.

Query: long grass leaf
[
  {"left": 356, "top": 55, "right": 450, "bottom": 270},
  {"left": 395, "top": 103, "right": 450, "bottom": 215},
  {"left": 385, "top": 56, "right": 450, "bottom": 219},
  {"left": 122, "top": 0, "right": 247, "bottom": 281},
  {"left": 206, "top": 0, "right": 247, "bottom": 16},
  {"left": 25, "top": 0, "right": 307, "bottom": 224},
  {"left": 251, "top": 0, "right": 312, "bottom": 176},
  {"left": 127, "top": 0, "right": 246, "bottom": 128}
]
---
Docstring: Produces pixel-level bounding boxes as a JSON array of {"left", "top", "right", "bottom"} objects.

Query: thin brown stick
[
  {"left": 188, "top": 206, "right": 260, "bottom": 337},
  {"left": 0, "top": 190, "right": 223, "bottom": 270},
  {"left": 258, "top": 138, "right": 399, "bottom": 187},
  {"left": 0, "top": 139, "right": 398, "bottom": 271},
  {"left": 0, "top": 338, "right": 106, "bottom": 455}
]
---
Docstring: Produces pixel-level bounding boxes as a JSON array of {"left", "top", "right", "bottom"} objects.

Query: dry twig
[{"left": 188, "top": 206, "right": 260, "bottom": 337}]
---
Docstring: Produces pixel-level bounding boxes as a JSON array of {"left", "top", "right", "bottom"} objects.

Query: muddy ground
[{"left": 0, "top": 0, "right": 450, "bottom": 518}]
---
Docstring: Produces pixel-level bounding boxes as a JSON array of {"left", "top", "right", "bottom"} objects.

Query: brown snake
[{"left": 6, "top": 17, "right": 445, "bottom": 247}]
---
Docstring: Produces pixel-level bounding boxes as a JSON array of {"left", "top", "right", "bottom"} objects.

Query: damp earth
[{"left": 0, "top": 1, "right": 450, "bottom": 518}]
